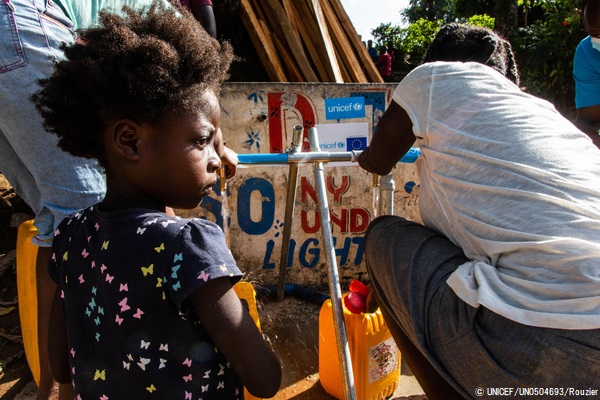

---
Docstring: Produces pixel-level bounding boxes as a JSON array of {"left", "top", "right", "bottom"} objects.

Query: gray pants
[{"left": 365, "top": 216, "right": 600, "bottom": 400}]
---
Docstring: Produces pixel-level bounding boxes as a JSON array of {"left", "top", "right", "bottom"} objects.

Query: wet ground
[{"left": 253, "top": 294, "right": 426, "bottom": 399}]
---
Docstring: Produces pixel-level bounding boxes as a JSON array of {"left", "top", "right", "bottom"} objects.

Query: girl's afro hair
[{"left": 32, "top": 1, "right": 234, "bottom": 167}]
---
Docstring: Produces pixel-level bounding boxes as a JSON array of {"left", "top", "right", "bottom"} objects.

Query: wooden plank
[
  {"left": 248, "top": 0, "right": 269, "bottom": 27},
  {"left": 295, "top": 0, "right": 333, "bottom": 81},
  {"left": 240, "top": 0, "right": 382, "bottom": 83},
  {"left": 239, "top": 0, "right": 288, "bottom": 82},
  {"left": 320, "top": 0, "right": 367, "bottom": 82},
  {"left": 250, "top": 0, "right": 295, "bottom": 81},
  {"left": 265, "top": 0, "right": 318, "bottom": 81},
  {"left": 335, "top": 46, "right": 353, "bottom": 82},
  {"left": 254, "top": 0, "right": 285, "bottom": 47},
  {"left": 327, "top": 0, "right": 383, "bottom": 82},
  {"left": 281, "top": 0, "right": 300, "bottom": 45},
  {"left": 272, "top": 32, "right": 305, "bottom": 82},
  {"left": 289, "top": 0, "right": 333, "bottom": 81},
  {"left": 309, "top": 0, "right": 344, "bottom": 82}
]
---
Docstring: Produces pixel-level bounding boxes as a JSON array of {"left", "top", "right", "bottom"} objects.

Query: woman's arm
[
  {"left": 358, "top": 101, "right": 416, "bottom": 175},
  {"left": 187, "top": 277, "right": 282, "bottom": 398}
]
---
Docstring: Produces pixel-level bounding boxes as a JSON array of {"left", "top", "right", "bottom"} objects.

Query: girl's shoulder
[
  {"left": 54, "top": 207, "right": 225, "bottom": 252},
  {"left": 135, "top": 214, "right": 224, "bottom": 243},
  {"left": 132, "top": 214, "right": 238, "bottom": 277},
  {"left": 56, "top": 207, "right": 233, "bottom": 266}
]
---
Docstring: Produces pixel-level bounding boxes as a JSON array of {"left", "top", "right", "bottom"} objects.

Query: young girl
[{"left": 32, "top": 3, "right": 281, "bottom": 398}]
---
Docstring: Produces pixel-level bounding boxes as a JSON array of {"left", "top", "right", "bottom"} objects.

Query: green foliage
[
  {"left": 372, "top": 17, "right": 493, "bottom": 74},
  {"left": 465, "top": 14, "right": 495, "bottom": 30},
  {"left": 371, "top": 23, "right": 404, "bottom": 51},
  {"left": 513, "top": 0, "right": 585, "bottom": 112},
  {"left": 404, "top": 0, "right": 455, "bottom": 23},
  {"left": 398, "top": 19, "right": 443, "bottom": 66},
  {"left": 371, "top": 22, "right": 411, "bottom": 73},
  {"left": 370, "top": 0, "right": 586, "bottom": 113}
]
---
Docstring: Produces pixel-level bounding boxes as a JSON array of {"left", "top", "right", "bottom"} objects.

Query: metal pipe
[
  {"left": 277, "top": 125, "right": 304, "bottom": 301},
  {"left": 372, "top": 174, "right": 380, "bottom": 188},
  {"left": 219, "top": 166, "right": 227, "bottom": 192},
  {"left": 237, "top": 147, "right": 421, "bottom": 165},
  {"left": 237, "top": 151, "right": 358, "bottom": 164},
  {"left": 309, "top": 127, "right": 356, "bottom": 400}
]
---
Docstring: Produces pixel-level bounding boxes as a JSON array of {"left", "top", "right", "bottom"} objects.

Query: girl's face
[{"left": 137, "top": 90, "right": 222, "bottom": 210}]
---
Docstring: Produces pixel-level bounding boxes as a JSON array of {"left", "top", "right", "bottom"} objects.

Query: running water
[
  {"left": 372, "top": 186, "right": 380, "bottom": 219},
  {"left": 221, "top": 190, "right": 230, "bottom": 247},
  {"left": 219, "top": 167, "right": 230, "bottom": 247},
  {"left": 372, "top": 173, "right": 380, "bottom": 219}
]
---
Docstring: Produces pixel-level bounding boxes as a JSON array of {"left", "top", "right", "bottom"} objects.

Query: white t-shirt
[{"left": 394, "top": 61, "right": 600, "bottom": 330}]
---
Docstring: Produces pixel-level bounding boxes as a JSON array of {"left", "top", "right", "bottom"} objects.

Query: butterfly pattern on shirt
[{"left": 49, "top": 206, "right": 245, "bottom": 398}]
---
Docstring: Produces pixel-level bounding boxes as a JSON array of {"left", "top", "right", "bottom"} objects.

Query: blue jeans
[
  {"left": 365, "top": 216, "right": 600, "bottom": 399},
  {"left": 0, "top": 0, "right": 105, "bottom": 246}
]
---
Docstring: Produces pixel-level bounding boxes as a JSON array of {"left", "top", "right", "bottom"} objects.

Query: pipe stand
[
  {"left": 277, "top": 125, "right": 304, "bottom": 301},
  {"left": 309, "top": 127, "right": 357, "bottom": 400}
]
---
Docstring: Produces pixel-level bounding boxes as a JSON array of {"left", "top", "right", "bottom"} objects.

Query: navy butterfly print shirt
[{"left": 48, "top": 206, "right": 244, "bottom": 399}]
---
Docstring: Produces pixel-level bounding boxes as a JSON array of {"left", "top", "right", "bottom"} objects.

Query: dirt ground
[
  {"left": 0, "top": 252, "right": 34, "bottom": 400},
  {"left": 0, "top": 174, "right": 426, "bottom": 399}
]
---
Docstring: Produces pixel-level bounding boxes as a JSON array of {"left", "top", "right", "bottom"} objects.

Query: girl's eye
[{"left": 195, "top": 137, "right": 209, "bottom": 147}]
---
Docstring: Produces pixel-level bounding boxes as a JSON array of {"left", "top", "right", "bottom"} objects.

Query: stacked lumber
[{"left": 239, "top": 0, "right": 383, "bottom": 83}]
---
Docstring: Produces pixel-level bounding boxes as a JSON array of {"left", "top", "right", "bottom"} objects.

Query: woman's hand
[
  {"left": 365, "top": 284, "right": 380, "bottom": 314},
  {"left": 220, "top": 145, "right": 238, "bottom": 179}
]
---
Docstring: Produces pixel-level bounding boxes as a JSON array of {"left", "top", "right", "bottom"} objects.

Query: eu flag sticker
[
  {"left": 346, "top": 136, "right": 367, "bottom": 151},
  {"left": 325, "top": 97, "right": 366, "bottom": 120}
]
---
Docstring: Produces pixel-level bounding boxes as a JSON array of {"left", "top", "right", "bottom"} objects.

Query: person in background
[
  {"left": 573, "top": 0, "right": 600, "bottom": 147},
  {"left": 1, "top": 1, "right": 137, "bottom": 398},
  {"left": 386, "top": 41, "right": 396, "bottom": 69},
  {"left": 32, "top": 2, "right": 281, "bottom": 398},
  {"left": 180, "top": 0, "right": 217, "bottom": 38},
  {"left": 367, "top": 39, "right": 379, "bottom": 63},
  {"left": 376, "top": 45, "right": 393, "bottom": 82},
  {"left": 360, "top": 23, "right": 600, "bottom": 399}
]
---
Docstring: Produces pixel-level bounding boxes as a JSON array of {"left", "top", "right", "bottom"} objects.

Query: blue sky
[{"left": 340, "top": 0, "right": 409, "bottom": 42}]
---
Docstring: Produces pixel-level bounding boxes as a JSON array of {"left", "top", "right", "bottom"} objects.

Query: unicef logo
[{"left": 325, "top": 97, "right": 366, "bottom": 120}]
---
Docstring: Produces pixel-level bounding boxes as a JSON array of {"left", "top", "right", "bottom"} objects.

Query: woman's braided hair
[
  {"left": 32, "top": 1, "right": 234, "bottom": 169},
  {"left": 424, "top": 23, "right": 520, "bottom": 85}
]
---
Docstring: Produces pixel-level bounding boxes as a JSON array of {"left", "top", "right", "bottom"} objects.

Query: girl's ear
[{"left": 111, "top": 119, "right": 141, "bottom": 160}]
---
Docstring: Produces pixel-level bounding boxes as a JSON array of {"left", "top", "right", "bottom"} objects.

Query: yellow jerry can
[
  {"left": 232, "top": 281, "right": 264, "bottom": 400},
  {"left": 319, "top": 295, "right": 401, "bottom": 400},
  {"left": 16, "top": 220, "right": 40, "bottom": 386}
]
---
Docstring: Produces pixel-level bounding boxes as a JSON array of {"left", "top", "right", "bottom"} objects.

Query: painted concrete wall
[{"left": 177, "top": 82, "right": 422, "bottom": 288}]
